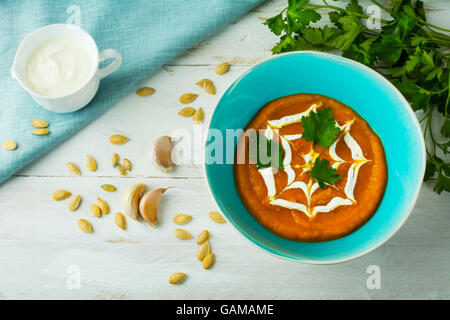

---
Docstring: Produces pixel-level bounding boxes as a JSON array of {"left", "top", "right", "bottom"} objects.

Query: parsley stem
[
  {"left": 424, "top": 105, "right": 448, "bottom": 157},
  {"left": 445, "top": 62, "right": 450, "bottom": 118},
  {"left": 313, "top": 2, "right": 346, "bottom": 12},
  {"left": 418, "top": 113, "right": 428, "bottom": 124},
  {"left": 426, "top": 28, "right": 450, "bottom": 42},
  {"left": 423, "top": 116, "right": 433, "bottom": 159},
  {"left": 431, "top": 87, "right": 449, "bottom": 95},
  {"left": 418, "top": 17, "right": 450, "bottom": 33},
  {"left": 418, "top": 85, "right": 449, "bottom": 96},
  {"left": 369, "top": 0, "right": 391, "bottom": 13},
  {"left": 419, "top": 27, "right": 450, "bottom": 47},
  {"left": 370, "top": 0, "right": 450, "bottom": 34},
  {"left": 362, "top": 29, "right": 380, "bottom": 37},
  {"left": 427, "top": 106, "right": 438, "bottom": 155},
  {"left": 429, "top": 38, "right": 450, "bottom": 47},
  {"left": 422, "top": 106, "right": 438, "bottom": 160}
]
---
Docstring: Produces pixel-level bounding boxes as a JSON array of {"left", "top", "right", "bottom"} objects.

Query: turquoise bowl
[{"left": 204, "top": 51, "right": 425, "bottom": 264}]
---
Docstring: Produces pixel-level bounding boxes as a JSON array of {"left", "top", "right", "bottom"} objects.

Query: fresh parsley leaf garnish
[
  {"left": 248, "top": 133, "right": 284, "bottom": 170},
  {"left": 345, "top": 0, "right": 363, "bottom": 14},
  {"left": 309, "top": 158, "right": 341, "bottom": 189},
  {"left": 301, "top": 108, "right": 340, "bottom": 148},
  {"left": 264, "top": 0, "right": 450, "bottom": 194},
  {"left": 264, "top": 13, "right": 285, "bottom": 36}
]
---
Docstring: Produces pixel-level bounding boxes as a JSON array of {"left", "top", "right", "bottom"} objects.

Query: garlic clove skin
[
  {"left": 151, "top": 136, "right": 173, "bottom": 173},
  {"left": 122, "top": 183, "right": 146, "bottom": 220},
  {"left": 139, "top": 188, "right": 167, "bottom": 227}
]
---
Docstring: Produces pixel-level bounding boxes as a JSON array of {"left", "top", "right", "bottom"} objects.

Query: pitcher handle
[{"left": 97, "top": 49, "right": 122, "bottom": 79}]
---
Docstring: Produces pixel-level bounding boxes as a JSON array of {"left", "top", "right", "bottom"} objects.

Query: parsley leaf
[
  {"left": 301, "top": 108, "right": 341, "bottom": 148},
  {"left": 370, "top": 34, "right": 404, "bottom": 66},
  {"left": 344, "top": 37, "right": 377, "bottom": 66},
  {"left": 329, "top": 11, "right": 344, "bottom": 28},
  {"left": 394, "top": 79, "right": 431, "bottom": 111},
  {"left": 287, "top": 8, "right": 320, "bottom": 30},
  {"left": 346, "top": 0, "right": 363, "bottom": 14},
  {"left": 429, "top": 156, "right": 450, "bottom": 194},
  {"left": 328, "top": 15, "right": 362, "bottom": 51},
  {"left": 404, "top": 52, "right": 421, "bottom": 72},
  {"left": 309, "top": 158, "right": 341, "bottom": 189},
  {"left": 415, "top": 0, "right": 426, "bottom": 21},
  {"left": 248, "top": 133, "right": 284, "bottom": 170},
  {"left": 302, "top": 26, "right": 340, "bottom": 46},
  {"left": 441, "top": 118, "right": 450, "bottom": 138},
  {"left": 263, "top": 13, "right": 285, "bottom": 36}
]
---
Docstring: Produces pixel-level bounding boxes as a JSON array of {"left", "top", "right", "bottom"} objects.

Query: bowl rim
[{"left": 203, "top": 50, "right": 426, "bottom": 265}]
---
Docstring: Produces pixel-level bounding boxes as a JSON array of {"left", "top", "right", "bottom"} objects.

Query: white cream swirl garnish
[{"left": 257, "top": 104, "right": 369, "bottom": 218}]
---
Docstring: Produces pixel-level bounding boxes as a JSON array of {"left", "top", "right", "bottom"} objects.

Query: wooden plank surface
[{"left": 1, "top": 0, "right": 449, "bottom": 299}]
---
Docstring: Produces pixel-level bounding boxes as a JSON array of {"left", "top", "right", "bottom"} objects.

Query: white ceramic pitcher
[{"left": 11, "top": 24, "right": 122, "bottom": 113}]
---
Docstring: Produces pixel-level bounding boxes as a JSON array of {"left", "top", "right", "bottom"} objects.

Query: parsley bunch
[{"left": 264, "top": 0, "right": 450, "bottom": 194}]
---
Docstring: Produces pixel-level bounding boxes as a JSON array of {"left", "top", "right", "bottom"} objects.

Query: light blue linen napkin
[{"left": 0, "top": 0, "right": 263, "bottom": 183}]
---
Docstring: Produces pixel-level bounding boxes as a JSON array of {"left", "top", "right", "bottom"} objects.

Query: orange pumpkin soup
[{"left": 234, "top": 94, "right": 387, "bottom": 242}]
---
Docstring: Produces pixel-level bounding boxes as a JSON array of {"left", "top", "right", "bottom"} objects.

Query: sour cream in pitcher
[{"left": 26, "top": 39, "right": 93, "bottom": 97}]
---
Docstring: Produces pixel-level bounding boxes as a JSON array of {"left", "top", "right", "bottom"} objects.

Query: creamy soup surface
[{"left": 234, "top": 94, "right": 387, "bottom": 242}]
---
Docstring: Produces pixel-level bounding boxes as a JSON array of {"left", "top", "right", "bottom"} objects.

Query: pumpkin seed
[
  {"left": 202, "top": 252, "right": 215, "bottom": 270},
  {"left": 109, "top": 135, "right": 129, "bottom": 145},
  {"left": 97, "top": 198, "right": 110, "bottom": 215},
  {"left": 89, "top": 204, "right": 101, "bottom": 218},
  {"left": 68, "top": 195, "right": 81, "bottom": 211},
  {"left": 209, "top": 211, "right": 226, "bottom": 223},
  {"left": 179, "top": 93, "right": 198, "bottom": 104},
  {"left": 66, "top": 162, "right": 80, "bottom": 175},
  {"left": 115, "top": 212, "right": 127, "bottom": 230},
  {"left": 123, "top": 158, "right": 132, "bottom": 171},
  {"left": 118, "top": 164, "right": 128, "bottom": 176},
  {"left": 173, "top": 214, "right": 192, "bottom": 225},
  {"left": 136, "top": 87, "right": 155, "bottom": 97},
  {"left": 86, "top": 155, "right": 97, "bottom": 171},
  {"left": 169, "top": 272, "right": 187, "bottom": 285},
  {"left": 53, "top": 190, "right": 71, "bottom": 201},
  {"left": 215, "top": 62, "right": 229, "bottom": 74},
  {"left": 178, "top": 107, "right": 195, "bottom": 117},
  {"left": 193, "top": 107, "right": 204, "bottom": 124},
  {"left": 30, "top": 120, "right": 49, "bottom": 128},
  {"left": 112, "top": 153, "right": 119, "bottom": 167},
  {"left": 1, "top": 140, "right": 17, "bottom": 151},
  {"left": 197, "top": 229, "right": 209, "bottom": 244},
  {"left": 101, "top": 184, "right": 117, "bottom": 192},
  {"left": 197, "top": 241, "right": 210, "bottom": 261},
  {"left": 195, "top": 79, "right": 209, "bottom": 87},
  {"left": 78, "top": 219, "right": 92, "bottom": 233},
  {"left": 203, "top": 80, "right": 215, "bottom": 95},
  {"left": 31, "top": 128, "right": 49, "bottom": 135},
  {"left": 174, "top": 228, "right": 192, "bottom": 240}
]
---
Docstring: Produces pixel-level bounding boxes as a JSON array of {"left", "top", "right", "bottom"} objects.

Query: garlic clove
[
  {"left": 151, "top": 136, "right": 173, "bottom": 173},
  {"left": 139, "top": 188, "right": 167, "bottom": 227},
  {"left": 122, "top": 183, "right": 146, "bottom": 220}
]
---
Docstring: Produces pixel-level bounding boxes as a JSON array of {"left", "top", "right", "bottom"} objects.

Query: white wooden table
[{"left": 1, "top": 0, "right": 449, "bottom": 300}]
